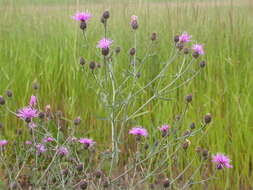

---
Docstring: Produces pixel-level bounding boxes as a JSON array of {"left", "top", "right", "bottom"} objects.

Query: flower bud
[
  {"left": 94, "top": 170, "right": 103, "bottom": 178},
  {"left": 131, "top": 20, "right": 138, "bottom": 30},
  {"left": 183, "top": 48, "right": 189, "bottom": 54},
  {"left": 202, "top": 149, "right": 209, "bottom": 160},
  {"left": 182, "top": 139, "right": 191, "bottom": 150},
  {"left": 89, "top": 61, "right": 96, "bottom": 70},
  {"left": 74, "top": 116, "right": 81, "bottom": 125},
  {"left": 6, "top": 90, "right": 13, "bottom": 98},
  {"left": 102, "top": 10, "right": 110, "bottom": 20},
  {"left": 176, "top": 42, "right": 184, "bottom": 51},
  {"left": 0, "top": 96, "right": 5, "bottom": 105},
  {"left": 174, "top": 35, "right": 179, "bottom": 43},
  {"left": 80, "top": 21, "right": 87, "bottom": 30},
  {"left": 185, "top": 94, "right": 192, "bottom": 103},
  {"left": 32, "top": 83, "right": 39, "bottom": 90},
  {"left": 151, "top": 32, "right": 157, "bottom": 41},
  {"left": 79, "top": 180, "right": 88, "bottom": 189},
  {"left": 204, "top": 113, "right": 212, "bottom": 124},
  {"left": 80, "top": 57, "right": 85, "bottom": 66},
  {"left": 102, "top": 47, "right": 109, "bottom": 56},
  {"left": 192, "top": 51, "right": 199, "bottom": 59},
  {"left": 163, "top": 178, "right": 170, "bottom": 188},
  {"left": 39, "top": 112, "right": 45, "bottom": 120},
  {"left": 189, "top": 122, "right": 195, "bottom": 130},
  {"left": 199, "top": 60, "right": 206, "bottom": 68},
  {"left": 76, "top": 163, "right": 84, "bottom": 172},
  {"left": 129, "top": 48, "right": 136, "bottom": 56},
  {"left": 115, "top": 46, "right": 121, "bottom": 54}
]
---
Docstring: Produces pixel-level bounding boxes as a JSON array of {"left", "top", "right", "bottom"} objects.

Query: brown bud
[
  {"left": 204, "top": 113, "right": 212, "bottom": 124},
  {"left": 94, "top": 170, "right": 103, "bottom": 178},
  {"left": 163, "top": 178, "right": 170, "bottom": 188},
  {"left": 131, "top": 20, "right": 138, "bottom": 30},
  {"left": 74, "top": 116, "right": 81, "bottom": 125},
  {"left": 129, "top": 48, "right": 136, "bottom": 56},
  {"left": 6, "top": 90, "right": 13, "bottom": 98},
  {"left": 185, "top": 94, "right": 192, "bottom": 103},
  {"left": 89, "top": 61, "right": 96, "bottom": 70},
  {"left": 38, "top": 112, "right": 45, "bottom": 120},
  {"left": 176, "top": 42, "right": 184, "bottom": 51},
  {"left": 192, "top": 51, "right": 199, "bottom": 59},
  {"left": 183, "top": 48, "right": 189, "bottom": 54},
  {"left": 199, "top": 60, "right": 206, "bottom": 68},
  {"left": 79, "top": 180, "right": 88, "bottom": 189},
  {"left": 0, "top": 96, "right": 5, "bottom": 105},
  {"left": 80, "top": 21, "right": 87, "bottom": 30},
  {"left": 102, "top": 47, "right": 109, "bottom": 56},
  {"left": 76, "top": 163, "right": 84, "bottom": 172},
  {"left": 102, "top": 10, "right": 110, "bottom": 19},
  {"left": 182, "top": 139, "right": 191, "bottom": 150},
  {"left": 174, "top": 35, "right": 179, "bottom": 43},
  {"left": 151, "top": 32, "right": 157, "bottom": 41},
  {"left": 189, "top": 122, "right": 195, "bottom": 130},
  {"left": 202, "top": 149, "right": 209, "bottom": 160},
  {"left": 80, "top": 57, "right": 85, "bottom": 66}
]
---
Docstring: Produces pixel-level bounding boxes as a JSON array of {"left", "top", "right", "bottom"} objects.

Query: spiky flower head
[
  {"left": 72, "top": 12, "right": 92, "bottom": 22},
  {"left": 97, "top": 38, "right": 113, "bottom": 49},
  {"left": 129, "top": 127, "right": 148, "bottom": 137},
  {"left": 212, "top": 153, "right": 233, "bottom": 169}
]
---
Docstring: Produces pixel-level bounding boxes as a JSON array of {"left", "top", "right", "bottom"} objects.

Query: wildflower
[
  {"left": 89, "top": 61, "right": 96, "bottom": 70},
  {"left": 17, "top": 106, "right": 38, "bottom": 123},
  {"left": 29, "top": 95, "right": 37, "bottom": 107},
  {"left": 212, "top": 153, "right": 233, "bottom": 169},
  {"left": 79, "top": 138, "right": 95, "bottom": 148},
  {"left": 174, "top": 35, "right": 180, "bottom": 43},
  {"left": 43, "top": 137, "right": 54, "bottom": 143},
  {"left": 0, "top": 140, "right": 8, "bottom": 147},
  {"left": 57, "top": 146, "right": 69, "bottom": 156},
  {"left": 0, "top": 96, "right": 5, "bottom": 105},
  {"left": 199, "top": 60, "right": 206, "bottom": 68},
  {"left": 179, "top": 32, "right": 191, "bottom": 43},
  {"left": 80, "top": 57, "right": 85, "bottom": 66},
  {"left": 159, "top": 124, "right": 170, "bottom": 137},
  {"left": 129, "top": 127, "right": 148, "bottom": 139},
  {"left": 192, "top": 44, "right": 204, "bottom": 58},
  {"left": 131, "top": 15, "right": 138, "bottom": 30},
  {"left": 25, "top": 140, "right": 32, "bottom": 145},
  {"left": 185, "top": 94, "right": 193, "bottom": 103},
  {"left": 97, "top": 38, "right": 113, "bottom": 49},
  {"left": 72, "top": 12, "right": 92, "bottom": 22},
  {"left": 36, "top": 143, "right": 46, "bottom": 154},
  {"left": 6, "top": 90, "right": 13, "bottom": 98}
]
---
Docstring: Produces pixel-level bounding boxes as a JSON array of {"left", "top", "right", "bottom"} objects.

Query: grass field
[{"left": 0, "top": 0, "right": 253, "bottom": 189}]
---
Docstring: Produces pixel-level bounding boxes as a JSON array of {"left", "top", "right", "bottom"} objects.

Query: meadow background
[{"left": 0, "top": 0, "right": 252, "bottom": 189}]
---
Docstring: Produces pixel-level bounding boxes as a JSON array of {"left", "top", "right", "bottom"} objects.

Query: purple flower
[
  {"left": 43, "top": 137, "right": 54, "bottom": 143},
  {"left": 179, "top": 32, "right": 191, "bottom": 43},
  {"left": 79, "top": 138, "right": 95, "bottom": 148},
  {"left": 192, "top": 44, "right": 204, "bottom": 55},
  {"left": 29, "top": 95, "right": 37, "bottom": 107},
  {"left": 36, "top": 143, "right": 46, "bottom": 154},
  {"left": 97, "top": 38, "right": 113, "bottom": 49},
  {"left": 72, "top": 12, "right": 92, "bottom": 22},
  {"left": 0, "top": 140, "right": 8, "bottom": 147},
  {"left": 57, "top": 146, "right": 69, "bottom": 156},
  {"left": 212, "top": 153, "right": 233, "bottom": 169},
  {"left": 129, "top": 127, "right": 148, "bottom": 137},
  {"left": 159, "top": 124, "right": 170, "bottom": 132},
  {"left": 17, "top": 106, "right": 38, "bottom": 122},
  {"left": 131, "top": 15, "right": 138, "bottom": 22},
  {"left": 25, "top": 140, "right": 32, "bottom": 145}
]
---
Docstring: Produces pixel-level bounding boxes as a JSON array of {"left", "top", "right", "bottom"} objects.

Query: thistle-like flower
[
  {"left": 17, "top": 106, "right": 38, "bottom": 123},
  {"left": 212, "top": 153, "right": 233, "bottom": 169}
]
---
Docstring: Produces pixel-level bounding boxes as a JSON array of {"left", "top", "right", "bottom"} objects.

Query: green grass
[{"left": 0, "top": 0, "right": 252, "bottom": 189}]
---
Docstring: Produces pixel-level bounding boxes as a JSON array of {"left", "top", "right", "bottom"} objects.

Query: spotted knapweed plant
[{"left": 0, "top": 10, "right": 232, "bottom": 190}]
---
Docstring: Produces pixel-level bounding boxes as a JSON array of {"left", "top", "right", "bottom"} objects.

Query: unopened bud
[
  {"left": 0, "top": 96, "right": 5, "bottom": 105},
  {"left": 102, "top": 47, "right": 109, "bottom": 56},
  {"left": 192, "top": 51, "right": 199, "bottom": 59},
  {"left": 182, "top": 139, "right": 191, "bottom": 150},
  {"left": 189, "top": 122, "right": 195, "bottom": 130},
  {"left": 199, "top": 61, "right": 206, "bottom": 68},
  {"left": 102, "top": 10, "right": 110, "bottom": 20},
  {"left": 80, "top": 21, "right": 87, "bottom": 30},
  {"left": 204, "top": 113, "right": 212, "bottom": 124},
  {"left": 89, "top": 61, "right": 96, "bottom": 70},
  {"left": 174, "top": 35, "right": 179, "bottom": 43},
  {"left": 185, "top": 94, "right": 192, "bottom": 103},
  {"left": 129, "top": 48, "right": 136, "bottom": 56},
  {"left": 74, "top": 116, "right": 81, "bottom": 125},
  {"left": 80, "top": 57, "right": 85, "bottom": 66},
  {"left": 6, "top": 90, "right": 13, "bottom": 98},
  {"left": 115, "top": 46, "right": 121, "bottom": 54},
  {"left": 183, "top": 48, "right": 189, "bottom": 54},
  {"left": 79, "top": 180, "right": 88, "bottom": 189},
  {"left": 163, "top": 178, "right": 170, "bottom": 188},
  {"left": 151, "top": 32, "right": 157, "bottom": 41}
]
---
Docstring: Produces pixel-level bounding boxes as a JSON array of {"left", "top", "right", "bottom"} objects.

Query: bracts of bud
[
  {"left": 6, "top": 90, "right": 13, "bottom": 98},
  {"left": 151, "top": 32, "right": 157, "bottom": 41},
  {"left": 102, "top": 47, "right": 110, "bottom": 56},
  {"left": 204, "top": 113, "right": 212, "bottom": 124},
  {"left": 89, "top": 61, "right": 96, "bottom": 70},
  {"left": 80, "top": 21, "right": 87, "bottom": 30},
  {"left": 129, "top": 48, "right": 136, "bottom": 56},
  {"left": 199, "top": 60, "right": 206, "bottom": 68},
  {"left": 80, "top": 57, "right": 85, "bottom": 66},
  {"left": 0, "top": 96, "right": 5, "bottom": 105}
]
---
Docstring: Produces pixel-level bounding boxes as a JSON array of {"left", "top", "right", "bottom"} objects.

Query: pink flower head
[
  {"left": 43, "top": 137, "right": 54, "bottom": 143},
  {"left": 57, "top": 146, "right": 69, "bottom": 156},
  {"left": 179, "top": 32, "right": 191, "bottom": 43},
  {"left": 97, "top": 38, "right": 113, "bottom": 49},
  {"left": 129, "top": 127, "right": 148, "bottom": 137},
  {"left": 212, "top": 153, "right": 233, "bottom": 169},
  {"left": 17, "top": 106, "right": 38, "bottom": 122},
  {"left": 36, "top": 143, "right": 46, "bottom": 154},
  {"left": 29, "top": 95, "right": 37, "bottom": 107},
  {"left": 72, "top": 12, "right": 92, "bottom": 22},
  {"left": 0, "top": 140, "right": 8, "bottom": 147},
  {"left": 25, "top": 140, "right": 32, "bottom": 145},
  {"left": 131, "top": 15, "right": 138, "bottom": 22},
  {"left": 192, "top": 44, "right": 204, "bottom": 55},
  {"left": 79, "top": 138, "right": 95, "bottom": 148},
  {"left": 159, "top": 124, "right": 170, "bottom": 132}
]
